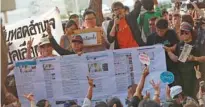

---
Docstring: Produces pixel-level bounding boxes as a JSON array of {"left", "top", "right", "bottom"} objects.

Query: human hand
[
  {"left": 150, "top": 80, "right": 160, "bottom": 94},
  {"left": 164, "top": 46, "right": 172, "bottom": 52},
  {"left": 114, "top": 17, "right": 120, "bottom": 26},
  {"left": 143, "top": 91, "right": 150, "bottom": 100},
  {"left": 142, "top": 66, "right": 149, "bottom": 77},
  {"left": 46, "top": 23, "right": 52, "bottom": 36},
  {"left": 166, "top": 85, "right": 171, "bottom": 99},
  {"left": 27, "top": 37, "right": 34, "bottom": 48},
  {"left": 87, "top": 76, "right": 94, "bottom": 87},
  {"left": 195, "top": 65, "right": 201, "bottom": 79},
  {"left": 23, "top": 93, "right": 34, "bottom": 102}
]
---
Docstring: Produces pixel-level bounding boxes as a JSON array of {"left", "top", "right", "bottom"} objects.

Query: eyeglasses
[
  {"left": 180, "top": 30, "right": 190, "bottom": 35},
  {"left": 112, "top": 7, "right": 122, "bottom": 12}
]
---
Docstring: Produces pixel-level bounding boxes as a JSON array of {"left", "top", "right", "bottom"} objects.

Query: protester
[
  {"left": 147, "top": 18, "right": 179, "bottom": 86},
  {"left": 124, "top": 6, "right": 130, "bottom": 14},
  {"left": 82, "top": 9, "right": 110, "bottom": 52},
  {"left": 182, "top": 14, "right": 194, "bottom": 27},
  {"left": 149, "top": 17, "right": 157, "bottom": 34},
  {"left": 166, "top": 22, "right": 199, "bottom": 98},
  {"left": 138, "top": 100, "right": 160, "bottom": 107},
  {"left": 82, "top": 76, "right": 94, "bottom": 107},
  {"left": 60, "top": 20, "right": 78, "bottom": 50},
  {"left": 171, "top": 13, "right": 181, "bottom": 40},
  {"left": 162, "top": 9, "right": 169, "bottom": 21},
  {"left": 108, "top": 0, "right": 145, "bottom": 49},
  {"left": 46, "top": 22, "right": 85, "bottom": 56},
  {"left": 129, "top": 66, "right": 149, "bottom": 107},
  {"left": 138, "top": 0, "right": 161, "bottom": 41},
  {"left": 169, "top": 85, "right": 198, "bottom": 106},
  {"left": 107, "top": 97, "right": 123, "bottom": 107},
  {"left": 24, "top": 93, "right": 51, "bottom": 107},
  {"left": 69, "top": 14, "right": 80, "bottom": 28}
]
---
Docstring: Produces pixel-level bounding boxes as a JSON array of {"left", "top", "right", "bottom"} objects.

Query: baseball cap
[
  {"left": 170, "top": 86, "right": 183, "bottom": 99},
  {"left": 180, "top": 22, "right": 193, "bottom": 32},
  {"left": 71, "top": 35, "right": 83, "bottom": 43},
  {"left": 38, "top": 37, "right": 51, "bottom": 46}
]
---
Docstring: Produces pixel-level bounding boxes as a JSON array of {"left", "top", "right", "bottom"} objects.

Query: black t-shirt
[
  {"left": 175, "top": 41, "right": 199, "bottom": 73},
  {"left": 147, "top": 29, "right": 179, "bottom": 72}
]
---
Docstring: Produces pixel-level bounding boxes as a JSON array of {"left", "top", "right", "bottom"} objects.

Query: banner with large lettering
[
  {"left": 5, "top": 7, "right": 63, "bottom": 64},
  {"left": 14, "top": 45, "right": 167, "bottom": 107}
]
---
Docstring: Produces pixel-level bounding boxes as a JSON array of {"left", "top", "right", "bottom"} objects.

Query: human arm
[
  {"left": 129, "top": 0, "right": 142, "bottom": 20},
  {"left": 26, "top": 37, "right": 34, "bottom": 59},
  {"left": 191, "top": 2, "right": 204, "bottom": 17},
  {"left": 47, "top": 24, "right": 74, "bottom": 55},
  {"left": 166, "top": 85, "right": 171, "bottom": 101},
  {"left": 150, "top": 80, "right": 161, "bottom": 104},
  {"left": 24, "top": 93, "right": 36, "bottom": 107},
  {"left": 133, "top": 66, "right": 149, "bottom": 99},
  {"left": 107, "top": 19, "right": 118, "bottom": 44},
  {"left": 82, "top": 77, "right": 94, "bottom": 107},
  {"left": 188, "top": 56, "right": 205, "bottom": 62},
  {"left": 60, "top": 36, "right": 66, "bottom": 49}
]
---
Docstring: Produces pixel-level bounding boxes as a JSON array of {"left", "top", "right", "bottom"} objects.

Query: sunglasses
[{"left": 180, "top": 30, "right": 190, "bottom": 35}]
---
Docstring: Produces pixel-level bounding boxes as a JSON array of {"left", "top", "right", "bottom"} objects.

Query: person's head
[
  {"left": 124, "top": 6, "right": 130, "bottom": 14},
  {"left": 65, "top": 20, "right": 78, "bottom": 35},
  {"left": 36, "top": 99, "right": 51, "bottom": 107},
  {"left": 170, "top": 86, "right": 185, "bottom": 105},
  {"left": 156, "top": 18, "right": 169, "bottom": 37},
  {"left": 138, "top": 100, "right": 160, "bottom": 107},
  {"left": 38, "top": 37, "right": 53, "bottom": 57},
  {"left": 183, "top": 102, "right": 199, "bottom": 107},
  {"left": 180, "top": 22, "right": 194, "bottom": 43},
  {"left": 149, "top": 17, "right": 157, "bottom": 33},
  {"left": 83, "top": 10, "right": 97, "bottom": 28},
  {"left": 182, "top": 15, "right": 194, "bottom": 27},
  {"left": 71, "top": 35, "right": 84, "bottom": 52},
  {"left": 162, "top": 9, "right": 169, "bottom": 20},
  {"left": 107, "top": 97, "right": 123, "bottom": 107},
  {"left": 141, "top": 0, "right": 154, "bottom": 11},
  {"left": 95, "top": 101, "right": 108, "bottom": 107},
  {"left": 64, "top": 101, "right": 79, "bottom": 107},
  {"left": 172, "top": 13, "right": 181, "bottom": 27},
  {"left": 111, "top": 2, "right": 125, "bottom": 18},
  {"left": 69, "top": 14, "right": 79, "bottom": 26}
]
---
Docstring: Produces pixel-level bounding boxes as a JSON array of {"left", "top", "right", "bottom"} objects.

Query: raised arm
[
  {"left": 26, "top": 37, "right": 34, "bottom": 59},
  {"left": 82, "top": 76, "right": 94, "bottom": 107},
  {"left": 47, "top": 24, "right": 73, "bottom": 55},
  {"left": 150, "top": 80, "right": 161, "bottom": 104},
  {"left": 129, "top": 0, "right": 142, "bottom": 20},
  {"left": 133, "top": 66, "right": 149, "bottom": 99}
]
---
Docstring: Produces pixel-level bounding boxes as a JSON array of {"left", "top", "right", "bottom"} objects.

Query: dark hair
[
  {"left": 65, "top": 20, "right": 77, "bottom": 28},
  {"left": 36, "top": 99, "right": 48, "bottom": 107},
  {"left": 150, "top": 17, "right": 157, "bottom": 21},
  {"left": 156, "top": 18, "right": 168, "bottom": 29},
  {"left": 111, "top": 2, "right": 124, "bottom": 10},
  {"left": 69, "top": 14, "right": 79, "bottom": 20},
  {"left": 162, "top": 9, "right": 168, "bottom": 16},
  {"left": 83, "top": 9, "right": 96, "bottom": 20},
  {"left": 95, "top": 101, "right": 108, "bottom": 107},
  {"left": 182, "top": 15, "right": 194, "bottom": 27},
  {"left": 138, "top": 100, "right": 160, "bottom": 107},
  {"left": 107, "top": 97, "right": 123, "bottom": 107},
  {"left": 173, "top": 13, "right": 181, "bottom": 18},
  {"left": 124, "top": 6, "right": 130, "bottom": 12},
  {"left": 64, "top": 101, "right": 78, "bottom": 107},
  {"left": 141, "top": 0, "right": 154, "bottom": 11},
  {"left": 105, "top": 17, "right": 112, "bottom": 21}
]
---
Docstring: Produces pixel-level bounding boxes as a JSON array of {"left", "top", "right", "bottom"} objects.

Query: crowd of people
[{"left": 1, "top": 0, "right": 205, "bottom": 107}]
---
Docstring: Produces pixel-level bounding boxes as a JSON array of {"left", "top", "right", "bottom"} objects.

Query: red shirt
[{"left": 117, "top": 18, "right": 139, "bottom": 49}]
